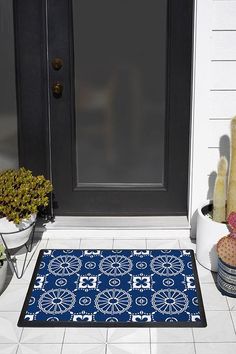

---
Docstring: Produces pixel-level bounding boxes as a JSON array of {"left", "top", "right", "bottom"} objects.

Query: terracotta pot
[
  {"left": 0, "top": 214, "right": 36, "bottom": 249},
  {"left": 196, "top": 201, "right": 228, "bottom": 272}
]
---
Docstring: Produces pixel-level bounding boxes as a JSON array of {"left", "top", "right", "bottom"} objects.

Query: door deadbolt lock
[
  {"left": 52, "top": 82, "right": 63, "bottom": 97},
  {"left": 51, "top": 57, "right": 64, "bottom": 70}
]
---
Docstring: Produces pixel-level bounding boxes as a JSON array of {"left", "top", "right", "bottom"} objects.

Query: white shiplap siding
[
  {"left": 190, "top": 0, "right": 236, "bottom": 233},
  {"left": 212, "top": 1, "right": 236, "bottom": 30},
  {"left": 209, "top": 91, "right": 236, "bottom": 117}
]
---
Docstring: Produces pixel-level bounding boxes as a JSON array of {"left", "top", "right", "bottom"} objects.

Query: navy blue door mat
[{"left": 18, "top": 249, "right": 207, "bottom": 327}]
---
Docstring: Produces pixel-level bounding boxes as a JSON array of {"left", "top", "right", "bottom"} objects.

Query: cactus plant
[
  {"left": 217, "top": 216, "right": 236, "bottom": 298},
  {"left": 212, "top": 117, "right": 236, "bottom": 222},
  {"left": 213, "top": 156, "right": 228, "bottom": 222},
  {"left": 227, "top": 117, "right": 236, "bottom": 218},
  {"left": 217, "top": 212, "right": 236, "bottom": 267},
  {"left": 217, "top": 234, "right": 236, "bottom": 267}
]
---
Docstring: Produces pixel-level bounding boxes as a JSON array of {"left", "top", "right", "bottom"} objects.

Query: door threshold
[
  {"left": 36, "top": 216, "right": 191, "bottom": 239},
  {"left": 41, "top": 215, "right": 190, "bottom": 230}
]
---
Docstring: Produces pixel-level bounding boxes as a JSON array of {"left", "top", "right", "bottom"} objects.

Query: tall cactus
[
  {"left": 213, "top": 156, "right": 228, "bottom": 222},
  {"left": 227, "top": 117, "right": 236, "bottom": 217}
]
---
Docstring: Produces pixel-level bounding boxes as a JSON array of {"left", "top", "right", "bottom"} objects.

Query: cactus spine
[
  {"left": 227, "top": 117, "right": 236, "bottom": 217},
  {"left": 213, "top": 156, "right": 228, "bottom": 222}
]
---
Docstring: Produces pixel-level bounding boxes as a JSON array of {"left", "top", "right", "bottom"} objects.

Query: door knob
[
  {"left": 52, "top": 82, "right": 63, "bottom": 97},
  {"left": 51, "top": 57, "right": 64, "bottom": 70}
]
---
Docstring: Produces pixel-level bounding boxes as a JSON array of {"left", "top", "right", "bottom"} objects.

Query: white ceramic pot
[
  {"left": 0, "top": 214, "right": 36, "bottom": 249},
  {"left": 196, "top": 201, "right": 228, "bottom": 272}
]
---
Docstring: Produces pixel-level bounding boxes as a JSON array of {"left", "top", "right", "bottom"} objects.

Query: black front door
[{"left": 14, "top": 0, "right": 193, "bottom": 216}]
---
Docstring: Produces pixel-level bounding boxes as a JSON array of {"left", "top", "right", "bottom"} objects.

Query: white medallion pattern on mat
[
  {"left": 150, "top": 255, "right": 184, "bottom": 276},
  {"left": 48, "top": 255, "right": 82, "bottom": 276},
  {"left": 99, "top": 254, "right": 133, "bottom": 276}
]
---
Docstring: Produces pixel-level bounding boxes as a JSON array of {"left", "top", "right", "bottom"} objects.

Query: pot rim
[
  {"left": 198, "top": 200, "right": 212, "bottom": 213},
  {"left": 197, "top": 200, "right": 228, "bottom": 226},
  {"left": 0, "top": 219, "right": 36, "bottom": 235},
  {"left": 0, "top": 213, "right": 37, "bottom": 235},
  {"left": 219, "top": 257, "right": 236, "bottom": 270}
]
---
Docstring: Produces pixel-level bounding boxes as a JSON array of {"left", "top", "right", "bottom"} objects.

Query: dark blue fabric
[{"left": 22, "top": 249, "right": 204, "bottom": 324}]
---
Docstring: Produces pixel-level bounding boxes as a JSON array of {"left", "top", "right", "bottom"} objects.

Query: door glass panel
[{"left": 73, "top": 0, "right": 167, "bottom": 185}]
